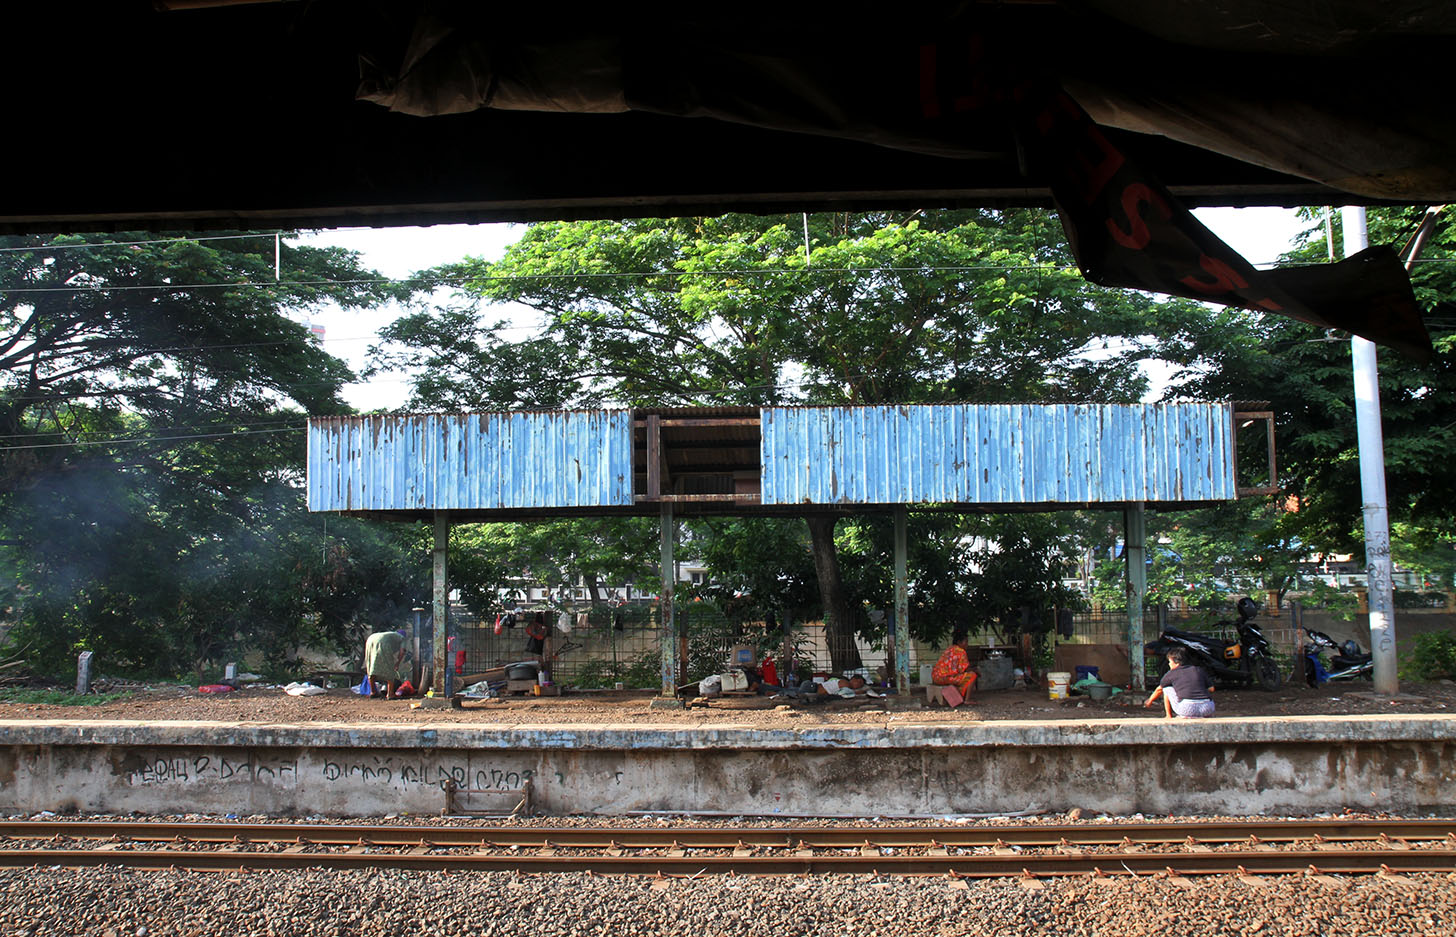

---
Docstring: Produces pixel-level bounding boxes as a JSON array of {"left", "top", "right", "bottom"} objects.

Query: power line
[
  {"left": 0, "top": 264, "right": 1108, "bottom": 297},
  {"left": 0, "top": 416, "right": 310, "bottom": 442},
  {"left": 4, "top": 255, "right": 1451, "bottom": 297},
  {"left": 0, "top": 425, "right": 304, "bottom": 452},
  {"left": 0, "top": 233, "right": 282, "bottom": 254}
]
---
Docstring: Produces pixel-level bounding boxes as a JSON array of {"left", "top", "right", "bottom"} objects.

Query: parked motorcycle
[
  {"left": 1301, "top": 628, "right": 1374, "bottom": 686},
  {"left": 1146, "top": 597, "right": 1283, "bottom": 690}
]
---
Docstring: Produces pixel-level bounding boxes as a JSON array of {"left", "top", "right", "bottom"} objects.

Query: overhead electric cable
[
  {"left": 0, "top": 233, "right": 282, "bottom": 254},
  {"left": 0, "top": 426, "right": 305, "bottom": 451}
]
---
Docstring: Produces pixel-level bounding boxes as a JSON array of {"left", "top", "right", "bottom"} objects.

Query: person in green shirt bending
[{"left": 363, "top": 629, "right": 409, "bottom": 700}]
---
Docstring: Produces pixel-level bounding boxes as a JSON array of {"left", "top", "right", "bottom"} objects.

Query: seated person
[
  {"left": 1144, "top": 646, "right": 1215, "bottom": 718},
  {"left": 932, "top": 627, "right": 978, "bottom": 697}
]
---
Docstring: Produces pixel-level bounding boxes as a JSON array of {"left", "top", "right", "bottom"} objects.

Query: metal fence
[
  {"left": 1062, "top": 605, "right": 1300, "bottom": 671},
  {"left": 438, "top": 602, "right": 1303, "bottom": 690}
]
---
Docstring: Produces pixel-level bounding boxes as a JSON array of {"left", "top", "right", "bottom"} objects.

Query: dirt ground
[{"left": 2, "top": 677, "right": 1454, "bottom": 725}]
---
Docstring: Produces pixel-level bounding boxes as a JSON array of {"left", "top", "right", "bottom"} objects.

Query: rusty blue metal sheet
[
  {"left": 759, "top": 404, "right": 1234, "bottom": 505},
  {"left": 307, "top": 412, "right": 633, "bottom": 512}
]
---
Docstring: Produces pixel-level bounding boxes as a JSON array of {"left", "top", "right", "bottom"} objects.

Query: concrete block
[
  {"left": 925, "top": 684, "right": 945, "bottom": 706},
  {"left": 75, "top": 652, "right": 93, "bottom": 696}
]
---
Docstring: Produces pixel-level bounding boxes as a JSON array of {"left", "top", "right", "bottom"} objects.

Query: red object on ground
[
  {"left": 760, "top": 659, "right": 778, "bottom": 686},
  {"left": 198, "top": 684, "right": 234, "bottom": 694},
  {"left": 396, "top": 680, "right": 416, "bottom": 698}
]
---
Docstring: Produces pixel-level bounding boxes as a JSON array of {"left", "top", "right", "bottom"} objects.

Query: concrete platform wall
[{"left": 1, "top": 718, "right": 1452, "bottom": 818}]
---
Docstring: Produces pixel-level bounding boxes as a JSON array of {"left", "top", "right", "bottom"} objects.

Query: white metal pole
[{"left": 1341, "top": 206, "right": 1398, "bottom": 694}]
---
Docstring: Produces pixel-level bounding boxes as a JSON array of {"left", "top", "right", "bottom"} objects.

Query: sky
[{"left": 297, "top": 207, "right": 1313, "bottom": 411}]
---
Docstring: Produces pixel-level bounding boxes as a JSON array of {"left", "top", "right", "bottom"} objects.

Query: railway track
[{"left": 3, "top": 818, "right": 1453, "bottom": 878}]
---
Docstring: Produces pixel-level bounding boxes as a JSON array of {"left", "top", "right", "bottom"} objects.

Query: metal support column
[
  {"left": 432, "top": 511, "right": 449, "bottom": 698},
  {"left": 894, "top": 508, "right": 911, "bottom": 694},
  {"left": 1343, "top": 206, "right": 1398, "bottom": 695},
  {"left": 1125, "top": 502, "right": 1147, "bottom": 690},
  {"left": 655, "top": 503, "right": 682, "bottom": 705}
]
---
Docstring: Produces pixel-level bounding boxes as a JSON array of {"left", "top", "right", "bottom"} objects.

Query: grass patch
[{"left": 0, "top": 687, "right": 132, "bottom": 706}]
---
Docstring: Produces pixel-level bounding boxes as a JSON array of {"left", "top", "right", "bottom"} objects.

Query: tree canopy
[
  {"left": 1, "top": 232, "right": 423, "bottom": 676},
  {"left": 1166, "top": 207, "right": 1456, "bottom": 586},
  {"left": 376, "top": 210, "right": 1212, "bottom": 668}
]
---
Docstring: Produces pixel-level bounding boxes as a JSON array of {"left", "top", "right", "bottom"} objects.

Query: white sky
[{"left": 297, "top": 207, "right": 1311, "bottom": 411}]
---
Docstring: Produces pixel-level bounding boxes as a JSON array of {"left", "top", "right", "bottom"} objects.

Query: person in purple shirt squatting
[{"left": 1144, "top": 646, "right": 1216, "bottom": 718}]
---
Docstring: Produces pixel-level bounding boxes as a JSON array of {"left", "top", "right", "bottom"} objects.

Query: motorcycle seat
[{"left": 1161, "top": 626, "right": 1234, "bottom": 646}]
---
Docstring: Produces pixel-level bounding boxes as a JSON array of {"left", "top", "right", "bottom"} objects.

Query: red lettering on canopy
[
  {"left": 1179, "top": 255, "right": 1249, "bottom": 295},
  {"left": 1076, "top": 124, "right": 1125, "bottom": 206},
  {"left": 1106, "top": 183, "right": 1171, "bottom": 250},
  {"left": 919, "top": 45, "right": 940, "bottom": 118}
]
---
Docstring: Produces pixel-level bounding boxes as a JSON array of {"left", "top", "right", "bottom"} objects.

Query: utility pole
[{"left": 1341, "top": 207, "right": 1398, "bottom": 694}]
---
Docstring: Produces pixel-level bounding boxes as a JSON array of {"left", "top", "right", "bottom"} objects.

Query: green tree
[
  {"left": 450, "top": 519, "right": 659, "bottom": 614},
  {"left": 0, "top": 232, "right": 421, "bottom": 676},
  {"left": 1166, "top": 206, "right": 1456, "bottom": 584},
  {"left": 383, "top": 210, "right": 1197, "bottom": 671}
]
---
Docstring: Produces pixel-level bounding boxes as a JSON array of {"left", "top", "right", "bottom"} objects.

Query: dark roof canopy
[{"left": 8, "top": 1, "right": 1455, "bottom": 234}]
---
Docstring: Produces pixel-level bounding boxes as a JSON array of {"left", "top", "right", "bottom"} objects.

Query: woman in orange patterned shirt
[{"left": 932, "top": 627, "right": 978, "bottom": 697}]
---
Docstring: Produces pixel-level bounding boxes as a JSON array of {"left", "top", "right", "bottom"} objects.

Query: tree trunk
[
  {"left": 805, "top": 515, "right": 863, "bottom": 673},
  {"left": 585, "top": 572, "right": 604, "bottom": 606}
]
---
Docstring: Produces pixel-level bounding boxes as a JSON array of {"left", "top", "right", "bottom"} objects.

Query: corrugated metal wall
[
  {"left": 759, "top": 404, "right": 1234, "bottom": 505},
  {"left": 307, "top": 412, "right": 633, "bottom": 512}
]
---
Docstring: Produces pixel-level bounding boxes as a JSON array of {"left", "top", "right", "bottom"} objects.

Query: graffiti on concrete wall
[
  {"left": 124, "top": 750, "right": 533, "bottom": 793},
  {"left": 127, "top": 754, "right": 299, "bottom": 787}
]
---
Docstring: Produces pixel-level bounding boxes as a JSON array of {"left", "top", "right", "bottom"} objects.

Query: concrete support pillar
[
  {"left": 656, "top": 503, "right": 681, "bottom": 704},
  {"left": 432, "top": 511, "right": 450, "bottom": 698},
  {"left": 894, "top": 508, "right": 911, "bottom": 694},
  {"left": 410, "top": 607, "right": 426, "bottom": 688},
  {"left": 76, "top": 651, "right": 93, "bottom": 696},
  {"left": 1125, "top": 502, "right": 1147, "bottom": 691}
]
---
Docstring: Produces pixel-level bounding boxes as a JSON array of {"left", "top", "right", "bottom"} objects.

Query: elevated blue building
[{"left": 307, "top": 403, "right": 1273, "bottom": 698}]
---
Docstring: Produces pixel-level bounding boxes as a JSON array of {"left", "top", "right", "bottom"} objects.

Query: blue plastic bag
[{"left": 354, "top": 674, "right": 372, "bottom": 696}]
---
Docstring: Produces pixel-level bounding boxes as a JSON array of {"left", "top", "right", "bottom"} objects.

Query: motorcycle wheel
[{"left": 1254, "top": 654, "right": 1282, "bottom": 691}]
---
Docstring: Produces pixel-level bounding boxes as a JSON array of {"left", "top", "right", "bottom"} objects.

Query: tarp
[{"left": 354, "top": 3, "right": 1442, "bottom": 358}]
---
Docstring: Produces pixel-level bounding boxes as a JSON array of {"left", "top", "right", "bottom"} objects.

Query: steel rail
[
  {"left": 1, "top": 819, "right": 1452, "bottom": 849},
  {"left": 0, "top": 847, "right": 1452, "bottom": 877}
]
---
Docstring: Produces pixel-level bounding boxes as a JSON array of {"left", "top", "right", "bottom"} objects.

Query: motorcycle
[
  {"left": 1301, "top": 629, "right": 1374, "bottom": 686},
  {"left": 1146, "top": 597, "right": 1283, "bottom": 691}
]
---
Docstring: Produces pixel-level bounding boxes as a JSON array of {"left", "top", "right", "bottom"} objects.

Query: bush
[
  {"left": 0, "top": 687, "right": 133, "bottom": 706},
  {"left": 571, "top": 650, "right": 659, "bottom": 689},
  {"left": 1400, "top": 630, "right": 1456, "bottom": 681},
  {"left": 1394, "top": 589, "right": 1448, "bottom": 609}
]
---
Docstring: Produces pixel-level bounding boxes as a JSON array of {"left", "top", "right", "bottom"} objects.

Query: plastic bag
[
  {"left": 198, "top": 684, "right": 234, "bottom": 694},
  {"left": 354, "top": 674, "right": 373, "bottom": 696},
  {"left": 285, "top": 683, "right": 326, "bottom": 697}
]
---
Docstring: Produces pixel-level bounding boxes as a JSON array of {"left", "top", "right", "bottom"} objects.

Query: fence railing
[{"left": 443, "top": 602, "right": 1307, "bottom": 690}]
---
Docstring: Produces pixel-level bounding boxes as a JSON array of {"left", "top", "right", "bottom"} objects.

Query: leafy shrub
[
  {"left": 571, "top": 651, "right": 659, "bottom": 689},
  {"left": 0, "top": 687, "right": 132, "bottom": 706},
  {"left": 1400, "top": 630, "right": 1456, "bottom": 681},
  {"left": 1393, "top": 589, "right": 1450, "bottom": 609}
]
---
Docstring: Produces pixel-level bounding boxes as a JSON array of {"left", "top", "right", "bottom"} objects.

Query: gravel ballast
[{"left": 2, "top": 866, "right": 1452, "bottom": 937}]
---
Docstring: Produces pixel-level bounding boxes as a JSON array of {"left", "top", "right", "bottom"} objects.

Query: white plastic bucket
[
  {"left": 1047, "top": 671, "right": 1072, "bottom": 700},
  {"left": 919, "top": 664, "right": 934, "bottom": 685}
]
